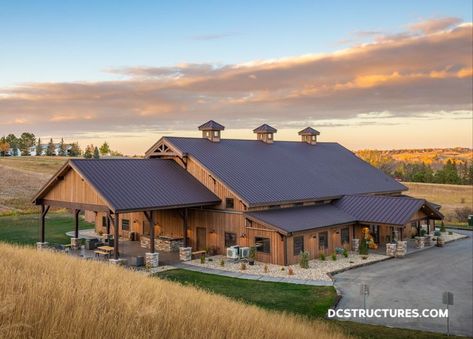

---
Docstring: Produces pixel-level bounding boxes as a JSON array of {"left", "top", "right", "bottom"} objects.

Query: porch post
[
  {"left": 183, "top": 208, "right": 188, "bottom": 247},
  {"left": 114, "top": 212, "right": 119, "bottom": 260},
  {"left": 399, "top": 227, "right": 403, "bottom": 241},
  {"left": 149, "top": 211, "right": 155, "bottom": 253},
  {"left": 74, "top": 209, "right": 80, "bottom": 238},
  {"left": 39, "top": 204, "right": 50, "bottom": 243},
  {"left": 106, "top": 211, "right": 111, "bottom": 235}
]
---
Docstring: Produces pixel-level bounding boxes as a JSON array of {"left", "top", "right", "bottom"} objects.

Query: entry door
[{"left": 196, "top": 227, "right": 207, "bottom": 250}]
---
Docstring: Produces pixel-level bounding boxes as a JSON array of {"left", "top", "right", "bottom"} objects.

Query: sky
[{"left": 0, "top": 0, "right": 472, "bottom": 154}]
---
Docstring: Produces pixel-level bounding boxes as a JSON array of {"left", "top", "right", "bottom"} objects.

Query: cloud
[
  {"left": 0, "top": 17, "right": 471, "bottom": 136},
  {"left": 188, "top": 32, "right": 239, "bottom": 41}
]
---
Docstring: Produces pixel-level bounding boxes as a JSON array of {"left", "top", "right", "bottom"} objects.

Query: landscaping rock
[{"left": 386, "top": 243, "right": 396, "bottom": 257}]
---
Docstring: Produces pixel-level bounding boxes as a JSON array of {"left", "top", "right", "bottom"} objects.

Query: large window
[
  {"left": 318, "top": 231, "right": 328, "bottom": 250},
  {"left": 341, "top": 228, "right": 350, "bottom": 244},
  {"left": 122, "top": 219, "right": 130, "bottom": 231},
  {"left": 224, "top": 232, "right": 237, "bottom": 247},
  {"left": 225, "top": 198, "right": 234, "bottom": 209},
  {"left": 255, "top": 237, "right": 270, "bottom": 254},
  {"left": 293, "top": 236, "right": 304, "bottom": 255}
]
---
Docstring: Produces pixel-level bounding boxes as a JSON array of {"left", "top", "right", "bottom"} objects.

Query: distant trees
[
  {"left": 99, "top": 142, "right": 110, "bottom": 156},
  {"left": 19, "top": 132, "right": 36, "bottom": 156},
  {"left": 46, "top": 138, "right": 56, "bottom": 156},
  {"left": 69, "top": 142, "right": 82, "bottom": 157},
  {"left": 5, "top": 134, "right": 19, "bottom": 156},
  {"left": 83, "top": 145, "right": 94, "bottom": 159},
  {"left": 58, "top": 138, "right": 67, "bottom": 156},
  {"left": 35, "top": 138, "right": 42, "bottom": 156},
  {"left": 93, "top": 147, "right": 100, "bottom": 159},
  {"left": 0, "top": 137, "right": 9, "bottom": 156}
]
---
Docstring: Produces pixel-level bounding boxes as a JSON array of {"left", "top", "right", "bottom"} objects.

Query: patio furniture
[
  {"left": 94, "top": 250, "right": 110, "bottom": 258},
  {"left": 129, "top": 256, "right": 144, "bottom": 267},
  {"left": 97, "top": 245, "right": 115, "bottom": 256},
  {"left": 85, "top": 239, "right": 99, "bottom": 250},
  {"left": 191, "top": 250, "right": 206, "bottom": 259}
]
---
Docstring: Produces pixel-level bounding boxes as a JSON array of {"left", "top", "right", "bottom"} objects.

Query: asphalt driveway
[{"left": 334, "top": 230, "right": 472, "bottom": 337}]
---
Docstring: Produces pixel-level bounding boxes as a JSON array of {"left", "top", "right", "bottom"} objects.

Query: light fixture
[{"left": 240, "top": 233, "right": 247, "bottom": 238}]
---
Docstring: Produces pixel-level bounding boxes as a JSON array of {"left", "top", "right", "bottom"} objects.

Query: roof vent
[
  {"left": 298, "top": 127, "right": 320, "bottom": 145},
  {"left": 253, "top": 124, "right": 277, "bottom": 144},
  {"left": 198, "top": 120, "right": 225, "bottom": 142}
]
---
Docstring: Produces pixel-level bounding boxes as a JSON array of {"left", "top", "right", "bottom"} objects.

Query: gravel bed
[{"left": 186, "top": 252, "right": 389, "bottom": 281}]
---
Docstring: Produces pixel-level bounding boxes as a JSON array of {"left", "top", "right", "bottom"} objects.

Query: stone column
[
  {"left": 395, "top": 241, "right": 407, "bottom": 257},
  {"left": 386, "top": 243, "right": 396, "bottom": 257},
  {"left": 179, "top": 247, "right": 192, "bottom": 261},
  {"left": 352, "top": 238, "right": 360, "bottom": 253},
  {"left": 145, "top": 252, "right": 159, "bottom": 273},
  {"left": 36, "top": 242, "right": 49, "bottom": 250},
  {"left": 71, "top": 237, "right": 80, "bottom": 250}
]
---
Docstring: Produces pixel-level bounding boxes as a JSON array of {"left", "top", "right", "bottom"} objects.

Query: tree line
[{"left": 0, "top": 132, "right": 121, "bottom": 158}]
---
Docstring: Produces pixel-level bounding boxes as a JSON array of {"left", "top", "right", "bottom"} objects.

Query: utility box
[{"left": 468, "top": 215, "right": 473, "bottom": 226}]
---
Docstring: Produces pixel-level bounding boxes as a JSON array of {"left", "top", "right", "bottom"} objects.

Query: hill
[{"left": 0, "top": 243, "right": 347, "bottom": 339}]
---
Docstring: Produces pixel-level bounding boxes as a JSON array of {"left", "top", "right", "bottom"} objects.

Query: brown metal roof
[
  {"left": 198, "top": 120, "right": 225, "bottom": 131},
  {"left": 334, "top": 195, "right": 443, "bottom": 226},
  {"left": 298, "top": 127, "right": 320, "bottom": 136},
  {"left": 35, "top": 159, "right": 220, "bottom": 212},
  {"left": 162, "top": 137, "right": 407, "bottom": 207},
  {"left": 253, "top": 124, "right": 277, "bottom": 133}
]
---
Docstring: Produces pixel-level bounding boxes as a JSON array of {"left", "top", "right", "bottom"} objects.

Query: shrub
[
  {"left": 453, "top": 206, "right": 473, "bottom": 222},
  {"left": 240, "top": 262, "right": 246, "bottom": 271},
  {"left": 420, "top": 229, "right": 427, "bottom": 237},
  {"left": 342, "top": 248, "right": 348, "bottom": 258},
  {"left": 249, "top": 247, "right": 256, "bottom": 261},
  {"left": 200, "top": 254, "right": 205, "bottom": 264},
  {"left": 331, "top": 253, "right": 337, "bottom": 261},
  {"left": 288, "top": 267, "right": 294, "bottom": 275},
  {"left": 263, "top": 264, "right": 269, "bottom": 273},
  {"left": 319, "top": 253, "right": 326, "bottom": 261},
  {"left": 434, "top": 230, "right": 441, "bottom": 237},
  {"left": 219, "top": 259, "right": 225, "bottom": 267},
  {"left": 299, "top": 251, "right": 310, "bottom": 269},
  {"left": 281, "top": 267, "right": 285, "bottom": 271},
  {"left": 359, "top": 238, "right": 369, "bottom": 255}
]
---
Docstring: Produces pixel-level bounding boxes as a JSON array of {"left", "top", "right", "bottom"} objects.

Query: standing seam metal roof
[
  {"left": 163, "top": 137, "right": 407, "bottom": 206},
  {"left": 69, "top": 159, "right": 220, "bottom": 212}
]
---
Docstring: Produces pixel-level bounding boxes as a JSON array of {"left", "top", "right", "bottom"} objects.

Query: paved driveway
[{"left": 334, "top": 230, "right": 472, "bottom": 337}]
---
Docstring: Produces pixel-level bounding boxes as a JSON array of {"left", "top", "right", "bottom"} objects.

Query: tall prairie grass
[{"left": 0, "top": 243, "right": 348, "bottom": 339}]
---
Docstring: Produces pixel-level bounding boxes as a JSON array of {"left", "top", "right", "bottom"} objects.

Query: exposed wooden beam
[
  {"left": 114, "top": 213, "right": 119, "bottom": 260},
  {"left": 183, "top": 208, "right": 188, "bottom": 247},
  {"left": 74, "top": 209, "right": 80, "bottom": 239},
  {"left": 41, "top": 199, "right": 110, "bottom": 212},
  {"left": 40, "top": 204, "right": 50, "bottom": 243}
]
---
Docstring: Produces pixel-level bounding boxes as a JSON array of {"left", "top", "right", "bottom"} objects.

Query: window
[
  {"left": 293, "top": 236, "right": 304, "bottom": 255},
  {"left": 224, "top": 232, "right": 237, "bottom": 247},
  {"left": 102, "top": 216, "right": 107, "bottom": 227},
  {"left": 318, "top": 231, "right": 328, "bottom": 250},
  {"left": 122, "top": 219, "right": 130, "bottom": 231},
  {"left": 255, "top": 237, "right": 270, "bottom": 254},
  {"left": 341, "top": 228, "right": 350, "bottom": 244},
  {"left": 268, "top": 133, "right": 272, "bottom": 140},
  {"left": 213, "top": 131, "right": 219, "bottom": 137},
  {"left": 225, "top": 198, "right": 234, "bottom": 209}
]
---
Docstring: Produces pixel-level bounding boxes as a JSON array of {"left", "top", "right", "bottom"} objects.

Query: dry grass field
[
  {"left": 0, "top": 157, "right": 67, "bottom": 214},
  {"left": 0, "top": 243, "right": 348, "bottom": 339},
  {"left": 403, "top": 182, "right": 473, "bottom": 222}
]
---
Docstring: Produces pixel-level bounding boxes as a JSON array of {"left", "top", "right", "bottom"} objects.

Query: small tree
[
  {"left": 5, "top": 134, "right": 19, "bottom": 156},
  {"left": 35, "top": 138, "right": 43, "bottom": 156},
  {"left": 58, "top": 138, "right": 67, "bottom": 156},
  {"left": 93, "top": 146, "right": 100, "bottom": 159},
  {"left": 69, "top": 142, "right": 81, "bottom": 157},
  {"left": 0, "top": 137, "right": 9, "bottom": 156},
  {"left": 83, "top": 145, "right": 93, "bottom": 159},
  {"left": 299, "top": 250, "right": 310, "bottom": 269},
  {"left": 19, "top": 132, "right": 36, "bottom": 156},
  {"left": 359, "top": 238, "right": 369, "bottom": 255},
  {"left": 99, "top": 142, "right": 110, "bottom": 156},
  {"left": 46, "top": 138, "right": 56, "bottom": 156}
]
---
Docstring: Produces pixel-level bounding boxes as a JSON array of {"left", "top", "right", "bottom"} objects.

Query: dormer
[
  {"left": 253, "top": 124, "right": 277, "bottom": 144},
  {"left": 298, "top": 127, "right": 320, "bottom": 145},
  {"left": 198, "top": 120, "right": 225, "bottom": 142}
]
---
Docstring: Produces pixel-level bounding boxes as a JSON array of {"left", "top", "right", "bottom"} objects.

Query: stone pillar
[
  {"left": 36, "top": 242, "right": 49, "bottom": 250},
  {"left": 71, "top": 238, "right": 80, "bottom": 250},
  {"left": 395, "top": 241, "right": 407, "bottom": 257},
  {"left": 415, "top": 236, "right": 425, "bottom": 249},
  {"left": 352, "top": 238, "right": 360, "bottom": 253},
  {"left": 145, "top": 252, "right": 159, "bottom": 273},
  {"left": 386, "top": 243, "right": 396, "bottom": 257},
  {"left": 179, "top": 247, "right": 192, "bottom": 261}
]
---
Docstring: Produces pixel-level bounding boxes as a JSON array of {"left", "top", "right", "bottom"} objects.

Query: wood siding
[{"left": 44, "top": 168, "right": 107, "bottom": 207}]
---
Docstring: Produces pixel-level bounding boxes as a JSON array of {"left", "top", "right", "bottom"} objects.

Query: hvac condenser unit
[
  {"left": 239, "top": 247, "right": 250, "bottom": 258},
  {"left": 226, "top": 246, "right": 240, "bottom": 259}
]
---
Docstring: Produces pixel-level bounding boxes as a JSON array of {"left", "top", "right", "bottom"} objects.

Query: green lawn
[
  {"left": 0, "top": 213, "right": 93, "bottom": 245},
  {"left": 158, "top": 268, "right": 336, "bottom": 318},
  {"left": 158, "top": 269, "right": 457, "bottom": 339}
]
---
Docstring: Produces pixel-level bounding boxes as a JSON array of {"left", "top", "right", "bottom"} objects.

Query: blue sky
[
  {"left": 1, "top": 0, "right": 471, "bottom": 86},
  {"left": 0, "top": 1, "right": 472, "bottom": 154}
]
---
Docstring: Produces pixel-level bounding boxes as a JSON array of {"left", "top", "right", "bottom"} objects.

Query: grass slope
[
  {"left": 0, "top": 214, "right": 92, "bottom": 245},
  {"left": 159, "top": 269, "right": 458, "bottom": 339},
  {"left": 0, "top": 243, "right": 347, "bottom": 339},
  {"left": 158, "top": 269, "right": 336, "bottom": 318}
]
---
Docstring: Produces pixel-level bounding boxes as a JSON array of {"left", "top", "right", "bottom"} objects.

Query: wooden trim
[
  {"left": 114, "top": 213, "right": 119, "bottom": 259},
  {"left": 41, "top": 199, "right": 110, "bottom": 212},
  {"left": 246, "top": 226, "right": 279, "bottom": 233},
  {"left": 32, "top": 161, "right": 71, "bottom": 203},
  {"left": 245, "top": 215, "right": 288, "bottom": 235},
  {"left": 115, "top": 201, "right": 220, "bottom": 214}
]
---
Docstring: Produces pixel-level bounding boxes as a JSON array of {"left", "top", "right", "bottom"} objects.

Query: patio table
[{"left": 97, "top": 245, "right": 114, "bottom": 255}]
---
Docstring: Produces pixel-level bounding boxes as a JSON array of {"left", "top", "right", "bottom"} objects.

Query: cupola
[
  {"left": 198, "top": 120, "right": 225, "bottom": 142},
  {"left": 298, "top": 127, "right": 320, "bottom": 145},
  {"left": 253, "top": 124, "right": 277, "bottom": 144}
]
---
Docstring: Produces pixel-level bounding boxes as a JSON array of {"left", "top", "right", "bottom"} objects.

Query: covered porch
[{"left": 32, "top": 158, "right": 220, "bottom": 268}]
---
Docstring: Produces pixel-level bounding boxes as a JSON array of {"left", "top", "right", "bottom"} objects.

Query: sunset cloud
[{"left": 0, "top": 18, "right": 471, "bottom": 137}]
